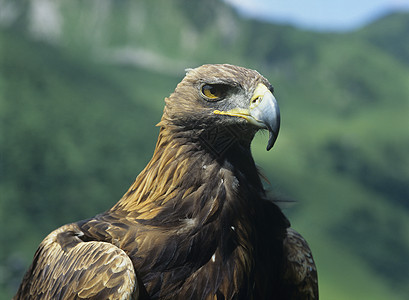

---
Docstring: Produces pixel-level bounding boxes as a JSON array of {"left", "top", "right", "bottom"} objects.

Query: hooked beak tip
[{"left": 266, "top": 128, "right": 279, "bottom": 151}]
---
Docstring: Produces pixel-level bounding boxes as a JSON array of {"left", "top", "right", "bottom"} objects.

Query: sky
[{"left": 223, "top": 0, "right": 409, "bottom": 31}]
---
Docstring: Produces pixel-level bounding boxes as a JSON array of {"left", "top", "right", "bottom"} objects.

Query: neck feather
[
  {"left": 113, "top": 125, "right": 264, "bottom": 225},
  {"left": 110, "top": 124, "right": 268, "bottom": 298}
]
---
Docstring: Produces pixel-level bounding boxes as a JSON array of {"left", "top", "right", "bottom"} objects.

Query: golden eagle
[{"left": 14, "top": 64, "right": 318, "bottom": 299}]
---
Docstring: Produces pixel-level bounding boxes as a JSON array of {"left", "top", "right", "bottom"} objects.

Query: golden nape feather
[{"left": 14, "top": 64, "right": 318, "bottom": 299}]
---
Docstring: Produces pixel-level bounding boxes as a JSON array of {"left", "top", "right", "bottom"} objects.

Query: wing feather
[
  {"left": 14, "top": 224, "right": 138, "bottom": 300},
  {"left": 282, "top": 228, "right": 318, "bottom": 299}
]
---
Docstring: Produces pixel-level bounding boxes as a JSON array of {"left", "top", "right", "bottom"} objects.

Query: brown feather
[
  {"left": 14, "top": 224, "right": 137, "bottom": 299},
  {"left": 281, "top": 228, "right": 319, "bottom": 299}
]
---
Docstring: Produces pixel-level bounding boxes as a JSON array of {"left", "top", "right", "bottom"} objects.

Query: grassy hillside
[
  {"left": 356, "top": 12, "right": 409, "bottom": 66},
  {"left": 1, "top": 1, "right": 408, "bottom": 299}
]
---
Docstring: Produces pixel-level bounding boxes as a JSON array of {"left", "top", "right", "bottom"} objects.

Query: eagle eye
[{"left": 201, "top": 84, "right": 229, "bottom": 100}]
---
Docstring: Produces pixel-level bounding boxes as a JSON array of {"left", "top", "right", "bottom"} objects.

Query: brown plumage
[{"left": 14, "top": 64, "right": 318, "bottom": 299}]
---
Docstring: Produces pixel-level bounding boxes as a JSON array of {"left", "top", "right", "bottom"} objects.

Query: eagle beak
[
  {"left": 213, "top": 83, "right": 280, "bottom": 151},
  {"left": 249, "top": 83, "right": 280, "bottom": 151}
]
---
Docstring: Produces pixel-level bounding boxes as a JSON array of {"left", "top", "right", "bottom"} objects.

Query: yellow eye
[{"left": 201, "top": 84, "right": 228, "bottom": 100}]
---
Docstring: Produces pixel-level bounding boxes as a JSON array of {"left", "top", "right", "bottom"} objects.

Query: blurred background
[{"left": 1, "top": 0, "right": 408, "bottom": 299}]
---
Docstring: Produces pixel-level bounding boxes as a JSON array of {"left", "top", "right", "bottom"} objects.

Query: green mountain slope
[
  {"left": 1, "top": 1, "right": 408, "bottom": 299},
  {"left": 356, "top": 12, "right": 409, "bottom": 66}
]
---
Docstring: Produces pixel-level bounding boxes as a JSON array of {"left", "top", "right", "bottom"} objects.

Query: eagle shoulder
[
  {"left": 281, "top": 227, "right": 318, "bottom": 299},
  {"left": 14, "top": 224, "right": 138, "bottom": 300}
]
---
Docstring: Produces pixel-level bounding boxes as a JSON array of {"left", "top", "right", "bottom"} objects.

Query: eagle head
[{"left": 160, "top": 64, "right": 280, "bottom": 151}]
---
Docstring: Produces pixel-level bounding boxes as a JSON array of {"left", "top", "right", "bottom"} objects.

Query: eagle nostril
[{"left": 250, "top": 96, "right": 261, "bottom": 109}]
